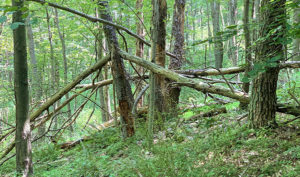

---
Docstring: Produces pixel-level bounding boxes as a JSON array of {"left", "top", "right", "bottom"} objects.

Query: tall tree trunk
[
  {"left": 45, "top": 7, "right": 56, "bottom": 94},
  {"left": 166, "top": 0, "right": 185, "bottom": 117},
  {"left": 293, "top": 0, "right": 300, "bottom": 60},
  {"left": 135, "top": 0, "right": 145, "bottom": 108},
  {"left": 240, "top": 0, "right": 252, "bottom": 110},
  {"left": 148, "top": 0, "right": 167, "bottom": 145},
  {"left": 26, "top": 15, "right": 45, "bottom": 140},
  {"left": 97, "top": 37, "right": 107, "bottom": 122},
  {"left": 103, "top": 39, "right": 111, "bottom": 121},
  {"left": 210, "top": 0, "right": 224, "bottom": 68},
  {"left": 185, "top": 3, "right": 190, "bottom": 61},
  {"left": 98, "top": 1, "right": 135, "bottom": 138},
  {"left": 54, "top": 8, "right": 72, "bottom": 131},
  {"left": 13, "top": 0, "right": 33, "bottom": 175},
  {"left": 249, "top": 0, "right": 286, "bottom": 128},
  {"left": 94, "top": 6, "right": 108, "bottom": 122},
  {"left": 206, "top": 1, "right": 212, "bottom": 66},
  {"left": 46, "top": 7, "right": 60, "bottom": 129},
  {"left": 228, "top": 0, "right": 238, "bottom": 66}
]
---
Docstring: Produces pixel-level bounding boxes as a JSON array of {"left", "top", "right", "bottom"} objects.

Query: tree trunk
[
  {"left": 249, "top": 0, "right": 287, "bottom": 128},
  {"left": 98, "top": 1, "right": 135, "bottom": 138},
  {"left": 148, "top": 0, "right": 167, "bottom": 145},
  {"left": 210, "top": 0, "right": 224, "bottom": 68},
  {"left": 135, "top": 0, "right": 145, "bottom": 108},
  {"left": 228, "top": 0, "right": 238, "bottom": 66},
  {"left": 206, "top": 1, "right": 212, "bottom": 66},
  {"left": 166, "top": 0, "right": 185, "bottom": 117},
  {"left": 13, "top": 0, "right": 33, "bottom": 175},
  {"left": 26, "top": 15, "right": 45, "bottom": 140},
  {"left": 46, "top": 7, "right": 60, "bottom": 129},
  {"left": 240, "top": 0, "right": 251, "bottom": 109},
  {"left": 54, "top": 8, "right": 73, "bottom": 132}
]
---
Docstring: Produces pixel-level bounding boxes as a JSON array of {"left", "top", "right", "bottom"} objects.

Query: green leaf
[
  {"left": 4, "top": 6, "right": 18, "bottom": 13},
  {"left": 0, "top": 16, "right": 7, "bottom": 23},
  {"left": 10, "top": 22, "right": 24, "bottom": 30},
  {"left": 241, "top": 76, "right": 250, "bottom": 83},
  {"left": 269, "top": 55, "right": 281, "bottom": 62},
  {"left": 226, "top": 25, "right": 238, "bottom": 29}
]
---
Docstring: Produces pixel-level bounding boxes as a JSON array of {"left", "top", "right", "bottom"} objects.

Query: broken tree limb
[
  {"left": 185, "top": 107, "right": 227, "bottom": 121},
  {"left": 176, "top": 67, "right": 245, "bottom": 76},
  {"left": 132, "top": 84, "right": 149, "bottom": 116},
  {"left": 27, "top": 0, "right": 176, "bottom": 58},
  {"left": 75, "top": 79, "right": 113, "bottom": 89},
  {"left": 176, "top": 61, "right": 300, "bottom": 76},
  {"left": 29, "top": 55, "right": 110, "bottom": 122},
  {"left": 276, "top": 104, "right": 300, "bottom": 117},
  {"left": 75, "top": 75, "right": 149, "bottom": 90},
  {"left": 183, "top": 76, "right": 243, "bottom": 84}
]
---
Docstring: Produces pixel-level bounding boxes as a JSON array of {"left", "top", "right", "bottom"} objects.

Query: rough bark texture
[
  {"left": 99, "top": 1, "right": 135, "bottom": 138},
  {"left": 210, "top": 0, "right": 223, "bottom": 68},
  {"left": 149, "top": 0, "right": 167, "bottom": 118},
  {"left": 166, "top": 0, "right": 185, "bottom": 117},
  {"left": 240, "top": 0, "right": 251, "bottom": 109},
  {"left": 13, "top": 0, "right": 33, "bottom": 175},
  {"left": 249, "top": 0, "right": 286, "bottom": 128},
  {"left": 148, "top": 0, "right": 167, "bottom": 145}
]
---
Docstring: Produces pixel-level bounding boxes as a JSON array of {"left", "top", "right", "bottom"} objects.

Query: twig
[{"left": 288, "top": 90, "right": 300, "bottom": 106}]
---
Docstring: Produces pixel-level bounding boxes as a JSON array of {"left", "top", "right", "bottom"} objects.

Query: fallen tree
[
  {"left": 120, "top": 50, "right": 300, "bottom": 116},
  {"left": 0, "top": 55, "right": 109, "bottom": 145},
  {"left": 29, "top": 55, "right": 110, "bottom": 122},
  {"left": 185, "top": 107, "right": 227, "bottom": 121}
]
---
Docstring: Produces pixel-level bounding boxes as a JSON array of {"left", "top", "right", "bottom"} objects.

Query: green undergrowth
[{"left": 1, "top": 109, "right": 299, "bottom": 177}]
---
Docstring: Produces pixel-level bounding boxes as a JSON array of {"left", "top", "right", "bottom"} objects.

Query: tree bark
[
  {"left": 240, "top": 0, "right": 251, "bottom": 109},
  {"left": 249, "top": 0, "right": 287, "bottom": 128},
  {"left": 148, "top": 0, "right": 167, "bottom": 144},
  {"left": 166, "top": 0, "right": 185, "bottom": 117},
  {"left": 135, "top": 0, "right": 145, "bottom": 108},
  {"left": 98, "top": 1, "right": 135, "bottom": 138},
  {"left": 210, "top": 0, "right": 224, "bottom": 68},
  {"left": 12, "top": 0, "right": 33, "bottom": 175}
]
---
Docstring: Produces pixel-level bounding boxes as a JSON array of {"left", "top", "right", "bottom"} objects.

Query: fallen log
[
  {"left": 59, "top": 119, "right": 118, "bottom": 150},
  {"left": 185, "top": 107, "right": 227, "bottom": 121},
  {"left": 120, "top": 50, "right": 249, "bottom": 103},
  {"left": 59, "top": 136, "right": 91, "bottom": 150},
  {"left": 120, "top": 50, "right": 300, "bottom": 116}
]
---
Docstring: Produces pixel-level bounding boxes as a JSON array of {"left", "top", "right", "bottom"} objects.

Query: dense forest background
[{"left": 0, "top": 0, "right": 299, "bottom": 176}]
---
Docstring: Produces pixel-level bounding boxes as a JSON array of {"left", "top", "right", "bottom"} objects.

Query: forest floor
[{"left": 1, "top": 103, "right": 300, "bottom": 176}]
